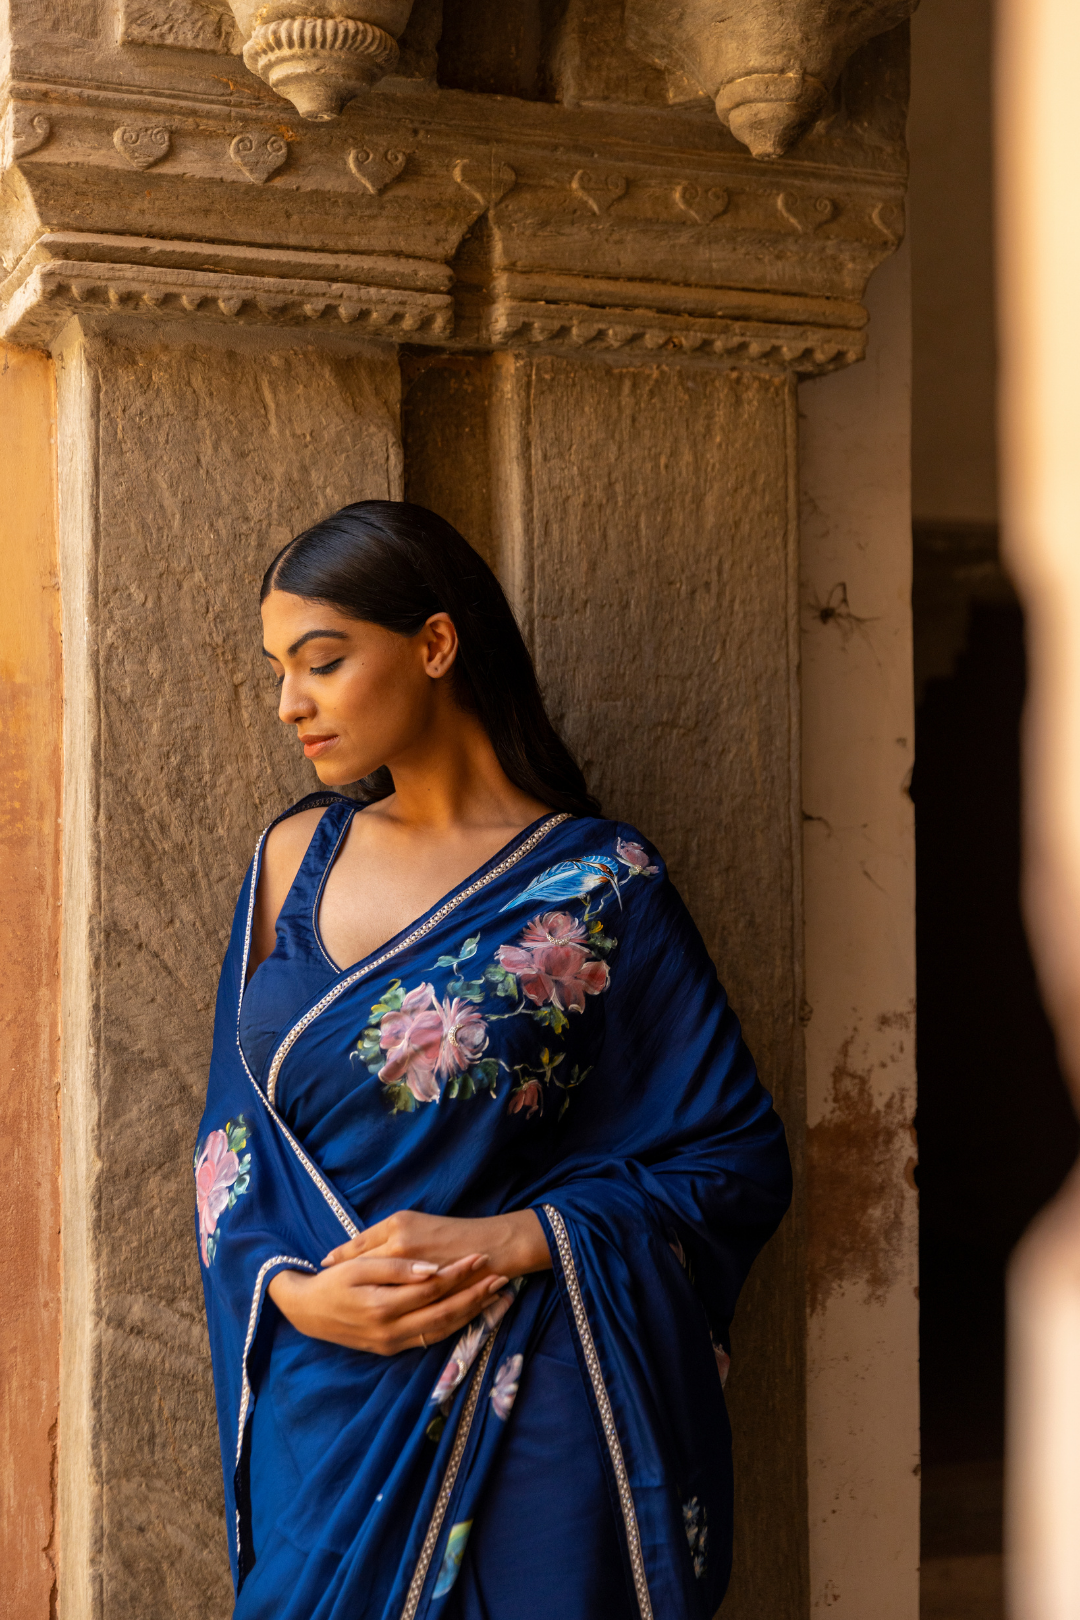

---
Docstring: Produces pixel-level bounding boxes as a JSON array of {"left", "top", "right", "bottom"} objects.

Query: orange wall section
[{"left": 0, "top": 344, "right": 62, "bottom": 1619}]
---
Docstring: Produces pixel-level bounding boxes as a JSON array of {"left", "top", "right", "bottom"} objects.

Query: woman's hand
[
  {"left": 267, "top": 1252, "right": 508, "bottom": 1355},
  {"left": 321, "top": 1209, "right": 552, "bottom": 1282}
]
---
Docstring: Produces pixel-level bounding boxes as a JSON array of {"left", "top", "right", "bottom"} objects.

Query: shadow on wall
[{"left": 912, "top": 522, "right": 1080, "bottom": 1620}]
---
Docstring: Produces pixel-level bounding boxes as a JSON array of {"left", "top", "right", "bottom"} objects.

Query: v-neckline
[
  {"left": 242, "top": 810, "right": 572, "bottom": 1108},
  {"left": 313, "top": 809, "right": 566, "bottom": 975}
]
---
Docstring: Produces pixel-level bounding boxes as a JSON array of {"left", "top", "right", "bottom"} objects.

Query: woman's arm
[{"left": 322, "top": 1209, "right": 552, "bottom": 1283}]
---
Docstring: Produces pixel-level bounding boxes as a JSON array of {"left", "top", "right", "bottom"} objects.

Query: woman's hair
[{"left": 261, "top": 500, "right": 599, "bottom": 817}]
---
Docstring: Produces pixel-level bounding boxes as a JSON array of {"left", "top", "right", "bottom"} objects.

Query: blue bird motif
[{"left": 499, "top": 856, "right": 623, "bottom": 914}]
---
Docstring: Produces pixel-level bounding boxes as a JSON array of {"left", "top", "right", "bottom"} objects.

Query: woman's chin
[{"left": 311, "top": 756, "right": 359, "bottom": 788}]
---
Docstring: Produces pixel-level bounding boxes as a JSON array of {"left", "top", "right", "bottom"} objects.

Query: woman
[{"left": 196, "top": 500, "right": 791, "bottom": 1620}]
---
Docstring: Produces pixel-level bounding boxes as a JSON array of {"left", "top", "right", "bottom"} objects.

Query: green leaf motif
[
  {"left": 484, "top": 963, "right": 517, "bottom": 995},
  {"left": 384, "top": 1082, "right": 417, "bottom": 1115},
  {"left": 426, "top": 1411, "right": 447, "bottom": 1444},
  {"left": 471, "top": 1058, "right": 500, "bottom": 1092},
  {"left": 435, "top": 954, "right": 458, "bottom": 968},
  {"left": 448, "top": 976, "right": 486, "bottom": 1004},
  {"left": 458, "top": 935, "right": 480, "bottom": 961},
  {"left": 369, "top": 981, "right": 406, "bottom": 1020},
  {"left": 225, "top": 1116, "right": 249, "bottom": 1153},
  {"left": 532, "top": 1005, "right": 569, "bottom": 1034},
  {"left": 353, "top": 1025, "right": 383, "bottom": 1070}
]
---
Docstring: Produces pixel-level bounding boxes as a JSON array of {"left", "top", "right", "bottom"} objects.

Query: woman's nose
[{"left": 278, "top": 676, "right": 316, "bottom": 726}]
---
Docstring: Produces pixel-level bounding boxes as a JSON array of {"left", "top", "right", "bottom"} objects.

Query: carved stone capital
[
  {"left": 227, "top": 0, "right": 414, "bottom": 120},
  {"left": 625, "top": 0, "right": 917, "bottom": 157},
  {"left": 0, "top": 87, "right": 904, "bottom": 378}
]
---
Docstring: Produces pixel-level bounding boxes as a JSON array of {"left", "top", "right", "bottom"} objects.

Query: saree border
[
  {"left": 233, "top": 1252, "right": 318, "bottom": 1561},
  {"left": 235, "top": 828, "right": 362, "bottom": 1239},
  {"left": 264, "top": 811, "right": 571, "bottom": 1108},
  {"left": 397, "top": 1335, "right": 496, "bottom": 1620},
  {"left": 542, "top": 1204, "right": 656, "bottom": 1620}
]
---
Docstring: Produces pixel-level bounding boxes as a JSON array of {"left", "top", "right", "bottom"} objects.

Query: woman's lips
[{"left": 301, "top": 733, "right": 339, "bottom": 759}]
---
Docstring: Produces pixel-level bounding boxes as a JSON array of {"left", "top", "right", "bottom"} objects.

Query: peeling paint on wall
[{"left": 807, "top": 1020, "right": 915, "bottom": 1317}]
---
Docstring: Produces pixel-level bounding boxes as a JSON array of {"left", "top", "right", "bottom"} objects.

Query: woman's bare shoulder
[{"left": 262, "top": 803, "right": 327, "bottom": 894}]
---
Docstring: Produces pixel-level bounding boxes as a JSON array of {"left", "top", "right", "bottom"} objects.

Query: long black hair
[{"left": 261, "top": 500, "right": 599, "bottom": 817}]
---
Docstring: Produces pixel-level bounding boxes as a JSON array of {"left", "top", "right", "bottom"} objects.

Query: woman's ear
[{"left": 422, "top": 613, "right": 459, "bottom": 681}]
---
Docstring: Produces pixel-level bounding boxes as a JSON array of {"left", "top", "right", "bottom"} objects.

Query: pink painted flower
[
  {"left": 481, "top": 1286, "right": 515, "bottom": 1333},
  {"left": 437, "top": 997, "right": 488, "bottom": 1078},
  {"left": 615, "top": 838, "right": 658, "bottom": 876},
  {"left": 518, "top": 911, "right": 589, "bottom": 948},
  {"left": 378, "top": 984, "right": 444, "bottom": 1102},
  {"left": 497, "top": 916, "right": 610, "bottom": 1014},
  {"left": 508, "top": 1079, "right": 543, "bottom": 1118},
  {"left": 195, "top": 1130, "right": 240, "bottom": 1266},
  {"left": 490, "top": 1354, "right": 523, "bottom": 1421},
  {"left": 430, "top": 1319, "right": 486, "bottom": 1404}
]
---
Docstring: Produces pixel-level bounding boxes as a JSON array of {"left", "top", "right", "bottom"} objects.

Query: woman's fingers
[
  {"left": 337, "top": 1251, "right": 485, "bottom": 1288},
  {"left": 326, "top": 1253, "right": 489, "bottom": 1321},
  {"left": 395, "top": 1275, "right": 509, "bottom": 1350}
]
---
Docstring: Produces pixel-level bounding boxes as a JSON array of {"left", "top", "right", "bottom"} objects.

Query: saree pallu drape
[{"left": 197, "top": 802, "right": 792, "bottom": 1619}]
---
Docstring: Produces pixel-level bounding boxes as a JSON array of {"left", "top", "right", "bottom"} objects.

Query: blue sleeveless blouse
[{"left": 239, "top": 798, "right": 356, "bottom": 1082}]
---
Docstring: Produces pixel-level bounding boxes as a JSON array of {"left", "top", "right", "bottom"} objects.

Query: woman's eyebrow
[{"left": 261, "top": 629, "right": 351, "bottom": 659}]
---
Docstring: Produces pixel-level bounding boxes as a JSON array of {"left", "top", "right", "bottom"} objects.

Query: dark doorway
[{"left": 913, "top": 522, "right": 1080, "bottom": 1617}]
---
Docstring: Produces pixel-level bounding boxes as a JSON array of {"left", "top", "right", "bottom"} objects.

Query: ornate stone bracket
[
  {"left": 227, "top": 0, "right": 415, "bottom": 119},
  {"left": 0, "top": 84, "right": 903, "bottom": 374},
  {"left": 624, "top": 0, "right": 918, "bottom": 157}
]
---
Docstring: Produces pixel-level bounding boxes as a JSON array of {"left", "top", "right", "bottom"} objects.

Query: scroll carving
[
  {"left": 347, "top": 145, "right": 407, "bottom": 194},
  {"left": 624, "top": 0, "right": 918, "bottom": 158},
  {"left": 674, "top": 183, "right": 729, "bottom": 224},
  {"left": 777, "top": 192, "right": 836, "bottom": 232},
  {"left": 114, "top": 127, "right": 172, "bottom": 169},
  {"left": 229, "top": 131, "right": 289, "bottom": 183},
  {"left": 571, "top": 171, "right": 628, "bottom": 215},
  {"left": 452, "top": 157, "right": 516, "bottom": 211},
  {"left": 6, "top": 111, "right": 52, "bottom": 163}
]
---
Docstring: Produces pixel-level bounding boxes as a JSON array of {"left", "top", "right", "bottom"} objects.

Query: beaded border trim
[
  {"left": 542, "top": 1205, "right": 655, "bottom": 1620},
  {"left": 265, "top": 813, "right": 570, "bottom": 1107},
  {"left": 232, "top": 1253, "right": 317, "bottom": 1560},
  {"left": 397, "top": 1335, "right": 496, "bottom": 1620},
  {"left": 311, "top": 806, "right": 357, "bottom": 973},
  {"left": 233, "top": 831, "right": 361, "bottom": 1238}
]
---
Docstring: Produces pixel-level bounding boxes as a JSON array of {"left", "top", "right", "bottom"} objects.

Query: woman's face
[{"left": 260, "top": 591, "right": 458, "bottom": 787}]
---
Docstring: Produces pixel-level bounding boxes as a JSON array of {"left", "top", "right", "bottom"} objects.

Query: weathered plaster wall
[
  {"left": 0, "top": 344, "right": 62, "bottom": 1620},
  {"left": 404, "top": 351, "right": 808, "bottom": 1618},
  {"left": 799, "top": 240, "right": 919, "bottom": 1614},
  {"left": 53, "top": 319, "right": 402, "bottom": 1619}
]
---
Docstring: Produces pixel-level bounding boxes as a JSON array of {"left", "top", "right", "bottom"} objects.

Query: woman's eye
[{"left": 310, "top": 658, "right": 344, "bottom": 676}]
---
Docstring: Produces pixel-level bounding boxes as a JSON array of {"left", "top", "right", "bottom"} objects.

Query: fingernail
[
  {"left": 411, "top": 1261, "right": 439, "bottom": 1275},
  {"left": 470, "top": 1254, "right": 489, "bottom": 1271},
  {"left": 487, "top": 1276, "right": 509, "bottom": 1292}
]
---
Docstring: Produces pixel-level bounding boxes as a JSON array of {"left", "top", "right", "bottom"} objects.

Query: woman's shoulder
[{"left": 257, "top": 791, "right": 354, "bottom": 886}]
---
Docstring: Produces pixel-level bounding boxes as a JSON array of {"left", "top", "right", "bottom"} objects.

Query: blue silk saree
[{"left": 196, "top": 796, "right": 792, "bottom": 1619}]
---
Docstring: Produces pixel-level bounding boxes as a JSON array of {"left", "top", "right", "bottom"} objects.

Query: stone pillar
[
  {"left": 0, "top": 6, "right": 916, "bottom": 1617},
  {"left": 53, "top": 317, "right": 401, "bottom": 1618},
  {"left": 407, "top": 352, "right": 808, "bottom": 1617}
]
